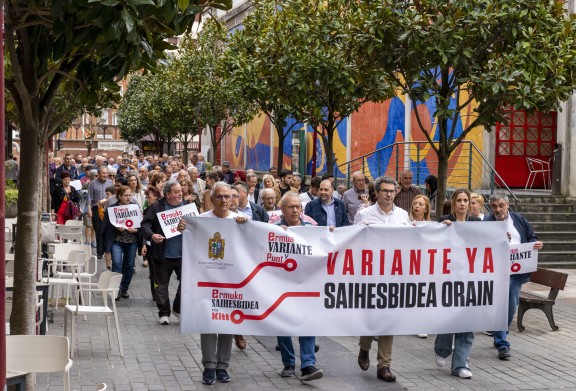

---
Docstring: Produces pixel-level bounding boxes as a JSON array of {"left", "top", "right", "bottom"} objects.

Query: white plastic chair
[
  {"left": 5, "top": 290, "right": 45, "bottom": 335},
  {"left": 525, "top": 157, "right": 551, "bottom": 190},
  {"left": 49, "top": 243, "right": 91, "bottom": 261},
  {"left": 6, "top": 335, "right": 73, "bottom": 391},
  {"left": 6, "top": 259, "right": 14, "bottom": 277},
  {"left": 43, "top": 250, "right": 88, "bottom": 309},
  {"left": 55, "top": 224, "right": 83, "bottom": 243},
  {"left": 64, "top": 271, "right": 124, "bottom": 357}
]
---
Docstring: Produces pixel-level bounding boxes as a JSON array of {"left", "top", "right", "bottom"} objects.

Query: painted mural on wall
[{"left": 224, "top": 92, "right": 484, "bottom": 188}]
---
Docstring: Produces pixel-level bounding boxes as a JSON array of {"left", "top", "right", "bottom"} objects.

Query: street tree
[
  {"left": 226, "top": 2, "right": 305, "bottom": 170},
  {"left": 178, "top": 20, "right": 258, "bottom": 164},
  {"left": 4, "top": 0, "right": 231, "bottom": 337},
  {"left": 356, "top": 0, "right": 576, "bottom": 213},
  {"left": 119, "top": 68, "right": 201, "bottom": 164},
  {"left": 229, "top": 0, "right": 392, "bottom": 175}
]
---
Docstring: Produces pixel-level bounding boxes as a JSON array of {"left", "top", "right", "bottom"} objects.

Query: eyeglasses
[
  {"left": 214, "top": 195, "right": 231, "bottom": 200},
  {"left": 379, "top": 189, "right": 395, "bottom": 194},
  {"left": 231, "top": 194, "right": 240, "bottom": 198},
  {"left": 282, "top": 204, "right": 301, "bottom": 210}
]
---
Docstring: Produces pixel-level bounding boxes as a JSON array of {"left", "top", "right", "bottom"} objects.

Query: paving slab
[{"left": 34, "top": 257, "right": 576, "bottom": 390}]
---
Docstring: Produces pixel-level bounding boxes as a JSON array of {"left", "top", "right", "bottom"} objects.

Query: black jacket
[
  {"left": 249, "top": 201, "right": 268, "bottom": 222},
  {"left": 438, "top": 214, "right": 481, "bottom": 222},
  {"left": 140, "top": 198, "right": 188, "bottom": 261}
]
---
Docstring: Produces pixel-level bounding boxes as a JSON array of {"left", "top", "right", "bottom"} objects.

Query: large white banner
[
  {"left": 107, "top": 204, "right": 143, "bottom": 228},
  {"left": 181, "top": 219, "right": 510, "bottom": 336}
]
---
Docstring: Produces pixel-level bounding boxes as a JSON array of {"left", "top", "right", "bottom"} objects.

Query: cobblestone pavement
[{"left": 36, "top": 257, "right": 576, "bottom": 391}]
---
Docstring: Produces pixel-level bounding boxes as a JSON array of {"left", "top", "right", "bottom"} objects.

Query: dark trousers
[
  {"left": 91, "top": 205, "right": 105, "bottom": 257},
  {"left": 154, "top": 257, "right": 182, "bottom": 317}
]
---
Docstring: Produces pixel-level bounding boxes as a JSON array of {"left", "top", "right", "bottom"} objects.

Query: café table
[{"left": 5, "top": 277, "right": 49, "bottom": 335}]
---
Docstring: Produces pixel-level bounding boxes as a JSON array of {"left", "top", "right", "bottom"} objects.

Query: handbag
[{"left": 67, "top": 200, "right": 81, "bottom": 219}]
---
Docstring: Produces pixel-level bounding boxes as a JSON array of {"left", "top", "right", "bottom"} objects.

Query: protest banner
[
  {"left": 157, "top": 203, "right": 199, "bottom": 239},
  {"left": 107, "top": 204, "right": 143, "bottom": 228},
  {"left": 181, "top": 219, "right": 510, "bottom": 336},
  {"left": 510, "top": 242, "right": 538, "bottom": 274}
]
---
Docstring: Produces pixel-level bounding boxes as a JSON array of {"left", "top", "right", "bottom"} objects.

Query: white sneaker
[
  {"left": 417, "top": 334, "right": 428, "bottom": 338},
  {"left": 159, "top": 316, "right": 170, "bottom": 325},
  {"left": 435, "top": 354, "right": 446, "bottom": 367},
  {"left": 456, "top": 368, "right": 472, "bottom": 379}
]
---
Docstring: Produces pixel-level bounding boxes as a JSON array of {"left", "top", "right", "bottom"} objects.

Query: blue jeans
[
  {"left": 111, "top": 241, "right": 137, "bottom": 292},
  {"left": 493, "top": 274, "right": 528, "bottom": 349},
  {"left": 277, "top": 336, "right": 316, "bottom": 370},
  {"left": 434, "top": 332, "right": 474, "bottom": 374}
]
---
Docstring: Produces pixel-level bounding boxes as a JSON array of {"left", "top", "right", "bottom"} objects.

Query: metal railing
[{"left": 336, "top": 140, "right": 517, "bottom": 205}]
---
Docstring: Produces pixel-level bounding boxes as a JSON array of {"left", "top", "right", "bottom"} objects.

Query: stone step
[
  {"left": 536, "top": 231, "right": 576, "bottom": 241},
  {"left": 540, "top": 241, "right": 576, "bottom": 252},
  {"left": 538, "top": 251, "right": 576, "bottom": 264},
  {"left": 531, "top": 221, "right": 576, "bottom": 231},
  {"left": 520, "top": 212, "right": 576, "bottom": 223},
  {"left": 515, "top": 203, "right": 575, "bottom": 213},
  {"left": 512, "top": 195, "right": 570, "bottom": 204}
]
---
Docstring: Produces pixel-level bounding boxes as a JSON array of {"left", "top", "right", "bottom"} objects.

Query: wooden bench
[{"left": 517, "top": 267, "right": 568, "bottom": 332}]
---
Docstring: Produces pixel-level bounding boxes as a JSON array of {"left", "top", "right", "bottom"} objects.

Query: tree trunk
[
  {"left": 276, "top": 130, "right": 285, "bottom": 170},
  {"left": 323, "top": 126, "right": 336, "bottom": 176},
  {"left": 436, "top": 152, "right": 449, "bottom": 218},
  {"left": 10, "top": 115, "right": 42, "bottom": 336}
]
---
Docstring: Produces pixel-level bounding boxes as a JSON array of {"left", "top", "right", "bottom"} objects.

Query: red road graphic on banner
[
  {"left": 230, "top": 292, "right": 321, "bottom": 324},
  {"left": 197, "top": 259, "right": 297, "bottom": 289}
]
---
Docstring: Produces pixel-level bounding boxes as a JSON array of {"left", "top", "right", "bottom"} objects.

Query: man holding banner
[
  {"left": 354, "top": 176, "right": 410, "bottom": 383},
  {"left": 274, "top": 192, "right": 324, "bottom": 382},
  {"left": 484, "top": 192, "right": 543, "bottom": 360},
  {"left": 180, "top": 181, "right": 248, "bottom": 385},
  {"left": 141, "top": 181, "right": 198, "bottom": 326}
]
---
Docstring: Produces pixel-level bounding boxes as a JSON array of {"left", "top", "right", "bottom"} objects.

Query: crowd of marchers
[{"left": 43, "top": 150, "right": 543, "bottom": 385}]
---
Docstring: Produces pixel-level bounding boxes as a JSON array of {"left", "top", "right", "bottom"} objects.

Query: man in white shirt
[
  {"left": 300, "top": 176, "right": 322, "bottom": 205},
  {"left": 178, "top": 181, "right": 247, "bottom": 385},
  {"left": 354, "top": 176, "right": 409, "bottom": 383}
]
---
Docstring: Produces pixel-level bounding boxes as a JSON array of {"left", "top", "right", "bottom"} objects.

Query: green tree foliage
[
  {"left": 4, "top": 0, "right": 231, "bottom": 337},
  {"left": 228, "top": 0, "right": 392, "bottom": 175},
  {"left": 118, "top": 68, "right": 201, "bottom": 163},
  {"left": 177, "top": 20, "right": 258, "bottom": 164},
  {"left": 355, "top": 0, "right": 576, "bottom": 212},
  {"left": 226, "top": 1, "right": 304, "bottom": 170}
]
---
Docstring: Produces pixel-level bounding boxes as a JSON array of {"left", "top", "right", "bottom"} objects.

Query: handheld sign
[
  {"left": 108, "top": 204, "right": 143, "bottom": 228},
  {"left": 157, "top": 203, "right": 199, "bottom": 239},
  {"left": 510, "top": 242, "right": 538, "bottom": 274}
]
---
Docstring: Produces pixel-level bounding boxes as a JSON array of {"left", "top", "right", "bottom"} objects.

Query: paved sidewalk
[{"left": 36, "top": 259, "right": 576, "bottom": 390}]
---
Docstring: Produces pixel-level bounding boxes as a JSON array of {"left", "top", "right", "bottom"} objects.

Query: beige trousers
[{"left": 359, "top": 335, "right": 394, "bottom": 368}]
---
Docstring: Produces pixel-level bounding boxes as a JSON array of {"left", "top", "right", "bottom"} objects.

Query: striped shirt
[
  {"left": 393, "top": 186, "right": 422, "bottom": 211},
  {"left": 87, "top": 178, "right": 114, "bottom": 207}
]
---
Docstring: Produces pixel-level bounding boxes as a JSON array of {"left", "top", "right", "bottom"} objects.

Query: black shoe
[
  {"left": 202, "top": 368, "right": 216, "bottom": 385},
  {"left": 280, "top": 366, "right": 295, "bottom": 377},
  {"left": 377, "top": 366, "right": 396, "bottom": 382},
  {"left": 120, "top": 290, "right": 129, "bottom": 299},
  {"left": 216, "top": 369, "right": 230, "bottom": 382},
  {"left": 498, "top": 347, "right": 511, "bottom": 360},
  {"left": 301, "top": 366, "right": 324, "bottom": 381},
  {"left": 315, "top": 344, "right": 320, "bottom": 353},
  {"left": 358, "top": 348, "right": 370, "bottom": 371},
  {"left": 115, "top": 292, "right": 121, "bottom": 301},
  {"left": 275, "top": 344, "right": 280, "bottom": 351}
]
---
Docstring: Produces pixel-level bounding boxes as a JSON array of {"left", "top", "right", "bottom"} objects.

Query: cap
[{"left": 222, "top": 161, "right": 230, "bottom": 166}]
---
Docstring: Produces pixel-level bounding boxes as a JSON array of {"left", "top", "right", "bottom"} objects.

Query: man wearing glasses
[
  {"left": 354, "top": 176, "right": 410, "bottom": 383},
  {"left": 177, "top": 182, "right": 248, "bottom": 385},
  {"left": 273, "top": 192, "right": 324, "bottom": 382}
]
